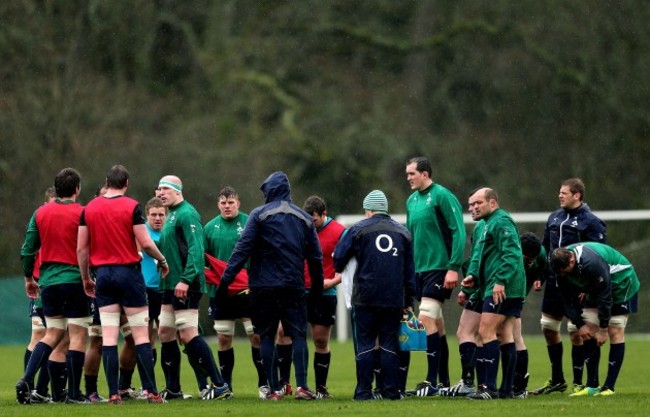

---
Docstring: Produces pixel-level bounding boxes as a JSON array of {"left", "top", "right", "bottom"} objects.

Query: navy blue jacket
[
  {"left": 221, "top": 172, "right": 324, "bottom": 293},
  {"left": 543, "top": 203, "right": 606, "bottom": 252},
  {"left": 541, "top": 203, "right": 606, "bottom": 285},
  {"left": 333, "top": 213, "right": 418, "bottom": 309}
]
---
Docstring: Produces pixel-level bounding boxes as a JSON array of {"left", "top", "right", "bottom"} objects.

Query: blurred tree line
[{"left": 1, "top": 0, "right": 649, "bottom": 289}]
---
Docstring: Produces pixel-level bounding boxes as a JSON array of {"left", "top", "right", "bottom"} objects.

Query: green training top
[
  {"left": 20, "top": 209, "right": 82, "bottom": 288},
  {"left": 467, "top": 208, "right": 526, "bottom": 299},
  {"left": 159, "top": 200, "right": 207, "bottom": 293},
  {"left": 566, "top": 242, "right": 640, "bottom": 304},
  {"left": 406, "top": 183, "right": 466, "bottom": 273},
  {"left": 203, "top": 211, "right": 249, "bottom": 297}
]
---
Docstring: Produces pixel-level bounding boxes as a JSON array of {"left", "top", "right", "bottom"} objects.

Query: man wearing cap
[
  {"left": 404, "top": 157, "right": 466, "bottom": 396},
  {"left": 156, "top": 175, "right": 232, "bottom": 401},
  {"left": 334, "top": 190, "right": 418, "bottom": 401},
  {"left": 221, "top": 171, "right": 324, "bottom": 400}
]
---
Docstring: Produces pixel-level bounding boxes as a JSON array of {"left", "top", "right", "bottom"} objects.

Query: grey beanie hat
[{"left": 363, "top": 190, "right": 388, "bottom": 212}]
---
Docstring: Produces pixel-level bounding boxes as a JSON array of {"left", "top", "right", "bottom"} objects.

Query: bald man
[
  {"left": 462, "top": 188, "right": 526, "bottom": 400},
  {"left": 156, "top": 175, "right": 232, "bottom": 401}
]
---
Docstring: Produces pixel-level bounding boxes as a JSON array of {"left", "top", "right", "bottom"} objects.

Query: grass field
[{"left": 1, "top": 336, "right": 649, "bottom": 417}]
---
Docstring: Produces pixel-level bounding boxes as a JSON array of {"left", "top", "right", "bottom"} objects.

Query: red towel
[{"left": 204, "top": 253, "right": 249, "bottom": 295}]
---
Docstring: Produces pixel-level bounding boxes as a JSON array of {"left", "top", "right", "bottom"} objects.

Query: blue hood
[{"left": 260, "top": 171, "right": 292, "bottom": 203}]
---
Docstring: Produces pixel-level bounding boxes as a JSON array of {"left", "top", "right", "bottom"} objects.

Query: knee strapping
[
  {"left": 243, "top": 319, "right": 255, "bottom": 335},
  {"left": 567, "top": 321, "right": 578, "bottom": 333},
  {"left": 99, "top": 311, "right": 121, "bottom": 327},
  {"left": 213, "top": 320, "right": 235, "bottom": 336},
  {"left": 67, "top": 316, "right": 92, "bottom": 328},
  {"left": 31, "top": 317, "right": 45, "bottom": 331},
  {"left": 540, "top": 315, "right": 561, "bottom": 332},
  {"left": 120, "top": 323, "right": 132, "bottom": 338},
  {"left": 46, "top": 317, "right": 67, "bottom": 330},
  {"left": 174, "top": 310, "right": 198, "bottom": 330},
  {"left": 419, "top": 299, "right": 442, "bottom": 319},
  {"left": 158, "top": 310, "right": 175, "bottom": 328},
  {"left": 580, "top": 310, "right": 599, "bottom": 327},
  {"left": 609, "top": 315, "right": 628, "bottom": 328},
  {"left": 126, "top": 310, "right": 150, "bottom": 329},
  {"left": 88, "top": 325, "right": 102, "bottom": 337}
]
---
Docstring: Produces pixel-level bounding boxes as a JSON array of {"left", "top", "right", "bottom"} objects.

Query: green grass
[{"left": 1, "top": 336, "right": 650, "bottom": 416}]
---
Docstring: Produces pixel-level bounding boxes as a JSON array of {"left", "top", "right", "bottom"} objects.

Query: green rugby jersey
[
  {"left": 566, "top": 242, "right": 640, "bottom": 304},
  {"left": 467, "top": 208, "right": 526, "bottom": 299},
  {"left": 406, "top": 183, "right": 466, "bottom": 273},
  {"left": 21, "top": 204, "right": 83, "bottom": 288},
  {"left": 203, "top": 212, "right": 249, "bottom": 297},
  {"left": 159, "top": 200, "right": 207, "bottom": 293}
]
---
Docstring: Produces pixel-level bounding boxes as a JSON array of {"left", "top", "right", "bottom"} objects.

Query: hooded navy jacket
[
  {"left": 221, "top": 171, "right": 324, "bottom": 293},
  {"left": 333, "top": 213, "right": 418, "bottom": 309}
]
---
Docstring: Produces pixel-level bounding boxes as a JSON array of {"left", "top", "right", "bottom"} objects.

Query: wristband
[{"left": 159, "top": 258, "right": 167, "bottom": 265}]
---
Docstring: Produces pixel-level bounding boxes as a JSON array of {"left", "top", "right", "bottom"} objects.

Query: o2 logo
[{"left": 375, "top": 234, "right": 398, "bottom": 256}]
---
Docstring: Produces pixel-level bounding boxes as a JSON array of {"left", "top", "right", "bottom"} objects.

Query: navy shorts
[
  {"left": 94, "top": 264, "right": 148, "bottom": 309},
  {"left": 482, "top": 296, "right": 523, "bottom": 317},
  {"left": 147, "top": 288, "right": 162, "bottom": 321},
  {"left": 418, "top": 269, "right": 452, "bottom": 302},
  {"left": 612, "top": 296, "right": 637, "bottom": 316},
  {"left": 161, "top": 289, "right": 202, "bottom": 311},
  {"left": 40, "top": 283, "right": 91, "bottom": 318},
  {"left": 250, "top": 288, "right": 307, "bottom": 340},
  {"left": 464, "top": 295, "right": 484, "bottom": 314},
  {"left": 90, "top": 298, "right": 101, "bottom": 325},
  {"left": 209, "top": 291, "right": 252, "bottom": 320},
  {"left": 540, "top": 276, "right": 566, "bottom": 318},
  {"left": 308, "top": 293, "right": 337, "bottom": 326},
  {"left": 586, "top": 293, "right": 638, "bottom": 316},
  {"left": 28, "top": 299, "right": 46, "bottom": 327},
  {"left": 626, "top": 293, "right": 639, "bottom": 314},
  {"left": 28, "top": 299, "right": 44, "bottom": 318}
]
